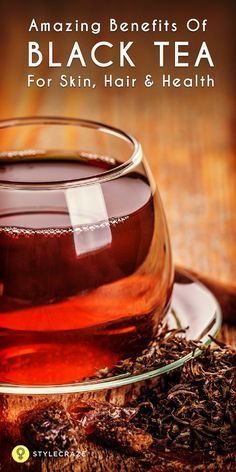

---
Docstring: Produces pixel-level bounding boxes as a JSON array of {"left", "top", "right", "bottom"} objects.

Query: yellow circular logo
[{"left": 11, "top": 445, "right": 30, "bottom": 463}]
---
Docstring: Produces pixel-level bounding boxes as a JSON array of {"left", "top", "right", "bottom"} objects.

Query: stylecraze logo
[
  {"left": 11, "top": 446, "right": 87, "bottom": 462},
  {"left": 11, "top": 445, "right": 30, "bottom": 463}
]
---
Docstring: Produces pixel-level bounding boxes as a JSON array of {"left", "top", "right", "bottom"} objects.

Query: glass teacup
[{"left": 0, "top": 117, "right": 173, "bottom": 386}]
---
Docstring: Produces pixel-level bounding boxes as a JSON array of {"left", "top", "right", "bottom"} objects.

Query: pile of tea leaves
[
  {"left": 89, "top": 324, "right": 202, "bottom": 379},
  {"left": 20, "top": 326, "right": 236, "bottom": 471},
  {"left": 131, "top": 334, "right": 236, "bottom": 467}
]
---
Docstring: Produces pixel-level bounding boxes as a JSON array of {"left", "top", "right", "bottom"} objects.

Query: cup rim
[{"left": 0, "top": 116, "right": 143, "bottom": 190}]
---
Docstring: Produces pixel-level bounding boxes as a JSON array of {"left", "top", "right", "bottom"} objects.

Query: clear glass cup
[{"left": 0, "top": 117, "right": 173, "bottom": 386}]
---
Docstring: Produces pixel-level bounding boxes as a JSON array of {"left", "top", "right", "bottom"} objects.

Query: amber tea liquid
[{"left": 0, "top": 154, "right": 172, "bottom": 385}]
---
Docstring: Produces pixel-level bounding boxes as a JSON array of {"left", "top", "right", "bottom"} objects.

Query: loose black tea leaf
[
  {"left": 92, "top": 415, "right": 153, "bottom": 454},
  {"left": 21, "top": 402, "right": 78, "bottom": 451},
  {"left": 70, "top": 400, "right": 152, "bottom": 454}
]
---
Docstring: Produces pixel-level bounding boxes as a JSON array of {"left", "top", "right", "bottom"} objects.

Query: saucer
[{"left": 0, "top": 274, "right": 222, "bottom": 394}]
